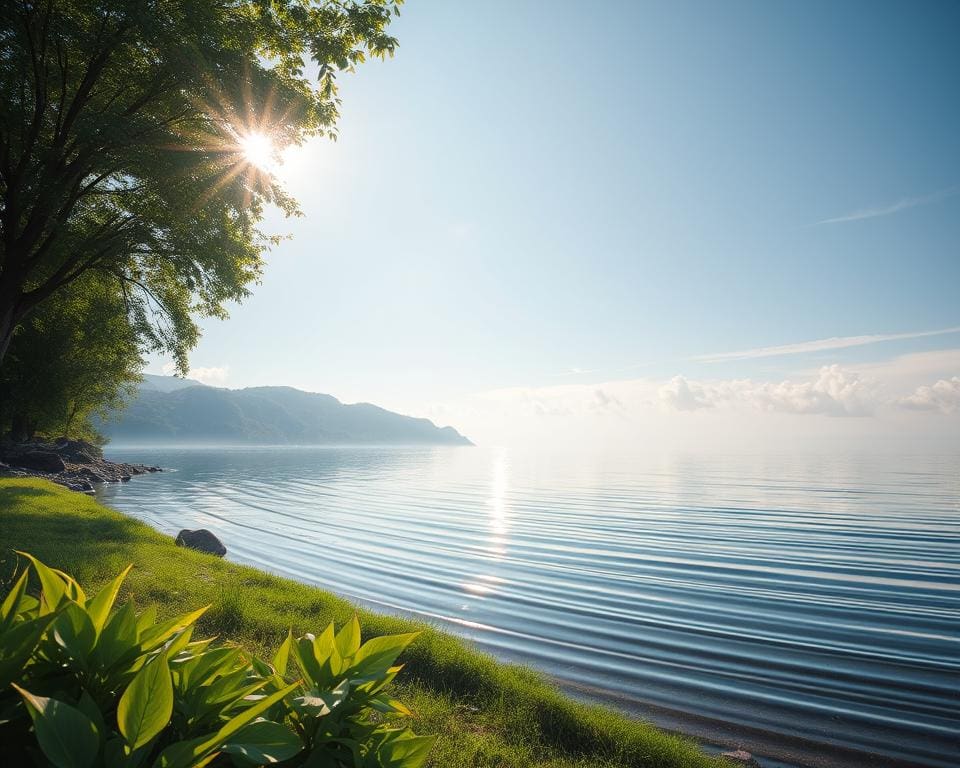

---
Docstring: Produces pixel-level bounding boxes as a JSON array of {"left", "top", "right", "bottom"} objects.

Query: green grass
[{"left": 0, "top": 477, "right": 724, "bottom": 768}]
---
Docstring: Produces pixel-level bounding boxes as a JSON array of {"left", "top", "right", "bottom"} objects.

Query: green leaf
[
  {"left": 294, "top": 634, "right": 323, "bottom": 685},
  {"left": 335, "top": 614, "right": 360, "bottom": 659},
  {"left": 13, "top": 684, "right": 100, "bottom": 768},
  {"left": 313, "top": 623, "right": 336, "bottom": 663},
  {"left": 0, "top": 568, "right": 29, "bottom": 630},
  {"left": 370, "top": 695, "right": 412, "bottom": 716},
  {"left": 139, "top": 605, "right": 209, "bottom": 652},
  {"left": 87, "top": 564, "right": 132, "bottom": 634},
  {"left": 221, "top": 719, "right": 302, "bottom": 763},
  {"left": 118, "top": 650, "right": 173, "bottom": 750},
  {"left": 271, "top": 629, "right": 293, "bottom": 677},
  {"left": 294, "top": 678, "right": 350, "bottom": 717},
  {"left": 176, "top": 646, "right": 243, "bottom": 690},
  {"left": 52, "top": 602, "right": 98, "bottom": 665},
  {"left": 154, "top": 681, "right": 299, "bottom": 768},
  {"left": 18, "top": 551, "right": 68, "bottom": 613},
  {"left": 94, "top": 599, "right": 139, "bottom": 669},
  {"left": 55, "top": 568, "right": 87, "bottom": 605},
  {"left": 377, "top": 732, "right": 436, "bottom": 768},
  {"left": 349, "top": 632, "right": 419, "bottom": 680},
  {"left": 151, "top": 736, "right": 218, "bottom": 768},
  {"left": 0, "top": 613, "right": 56, "bottom": 689},
  {"left": 136, "top": 604, "right": 158, "bottom": 635},
  {"left": 77, "top": 690, "right": 107, "bottom": 744}
]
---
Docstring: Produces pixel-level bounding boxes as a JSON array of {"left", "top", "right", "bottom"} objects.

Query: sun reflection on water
[
  {"left": 460, "top": 450, "right": 512, "bottom": 597},
  {"left": 487, "top": 448, "right": 510, "bottom": 551}
]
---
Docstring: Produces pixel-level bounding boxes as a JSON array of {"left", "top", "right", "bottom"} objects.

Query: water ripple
[{"left": 100, "top": 447, "right": 960, "bottom": 768}]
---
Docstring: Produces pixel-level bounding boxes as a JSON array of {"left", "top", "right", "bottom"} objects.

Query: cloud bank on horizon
[{"left": 415, "top": 346, "right": 960, "bottom": 451}]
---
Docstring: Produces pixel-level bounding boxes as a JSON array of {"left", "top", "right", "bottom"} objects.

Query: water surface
[{"left": 100, "top": 446, "right": 960, "bottom": 768}]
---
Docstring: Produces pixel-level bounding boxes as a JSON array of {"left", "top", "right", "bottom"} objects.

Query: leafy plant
[{"left": 0, "top": 553, "right": 434, "bottom": 768}]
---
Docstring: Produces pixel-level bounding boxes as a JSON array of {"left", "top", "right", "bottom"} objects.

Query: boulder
[
  {"left": 14, "top": 451, "right": 66, "bottom": 474},
  {"left": 62, "top": 480, "right": 95, "bottom": 493},
  {"left": 175, "top": 529, "right": 227, "bottom": 557}
]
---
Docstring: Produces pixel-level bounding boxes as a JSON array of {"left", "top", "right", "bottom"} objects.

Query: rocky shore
[{"left": 0, "top": 437, "right": 161, "bottom": 492}]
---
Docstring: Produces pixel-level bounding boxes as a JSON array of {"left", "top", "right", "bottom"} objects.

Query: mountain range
[{"left": 99, "top": 375, "right": 472, "bottom": 446}]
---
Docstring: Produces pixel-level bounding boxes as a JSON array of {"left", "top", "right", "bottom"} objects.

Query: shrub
[{"left": 0, "top": 552, "right": 435, "bottom": 768}]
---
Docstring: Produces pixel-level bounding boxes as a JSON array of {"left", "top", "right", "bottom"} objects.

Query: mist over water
[{"left": 100, "top": 446, "right": 960, "bottom": 767}]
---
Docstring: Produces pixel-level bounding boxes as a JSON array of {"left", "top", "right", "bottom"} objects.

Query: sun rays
[{"left": 238, "top": 131, "right": 276, "bottom": 171}]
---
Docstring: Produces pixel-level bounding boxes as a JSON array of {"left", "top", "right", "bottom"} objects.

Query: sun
[{"left": 239, "top": 132, "right": 275, "bottom": 171}]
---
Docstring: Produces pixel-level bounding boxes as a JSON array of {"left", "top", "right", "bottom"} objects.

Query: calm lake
[{"left": 100, "top": 446, "right": 960, "bottom": 768}]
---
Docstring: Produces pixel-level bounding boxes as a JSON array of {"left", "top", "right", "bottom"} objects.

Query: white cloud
[
  {"left": 817, "top": 186, "right": 958, "bottom": 225},
  {"left": 899, "top": 377, "right": 960, "bottom": 414},
  {"left": 189, "top": 366, "right": 231, "bottom": 387},
  {"left": 693, "top": 326, "right": 960, "bottom": 363},
  {"left": 411, "top": 362, "right": 960, "bottom": 450},
  {"left": 160, "top": 362, "right": 230, "bottom": 387},
  {"left": 658, "top": 365, "right": 876, "bottom": 416}
]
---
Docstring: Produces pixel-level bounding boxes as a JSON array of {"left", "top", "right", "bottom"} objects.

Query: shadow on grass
[{"left": 0, "top": 483, "right": 154, "bottom": 588}]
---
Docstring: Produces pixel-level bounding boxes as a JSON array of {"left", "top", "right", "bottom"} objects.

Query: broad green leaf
[
  {"left": 151, "top": 736, "right": 218, "bottom": 768},
  {"left": 52, "top": 602, "right": 98, "bottom": 665},
  {"left": 294, "top": 634, "right": 323, "bottom": 685},
  {"left": 87, "top": 565, "right": 132, "bottom": 634},
  {"left": 335, "top": 614, "right": 361, "bottom": 659},
  {"left": 118, "top": 651, "right": 173, "bottom": 750},
  {"left": 205, "top": 673, "right": 269, "bottom": 709},
  {"left": 94, "top": 600, "right": 139, "bottom": 669},
  {"left": 206, "top": 681, "right": 300, "bottom": 747},
  {"left": 77, "top": 690, "right": 107, "bottom": 744},
  {"left": 313, "top": 623, "right": 336, "bottom": 663},
  {"left": 0, "top": 569, "right": 29, "bottom": 629},
  {"left": 176, "top": 646, "right": 243, "bottom": 690},
  {"left": 271, "top": 629, "right": 293, "bottom": 677},
  {"left": 154, "top": 681, "right": 299, "bottom": 768},
  {"left": 136, "top": 604, "right": 158, "bottom": 635},
  {"left": 370, "top": 695, "right": 413, "bottom": 716},
  {"left": 139, "top": 605, "right": 209, "bottom": 652},
  {"left": 18, "top": 551, "right": 68, "bottom": 613},
  {"left": 378, "top": 732, "right": 436, "bottom": 768},
  {"left": 165, "top": 625, "right": 197, "bottom": 658},
  {"left": 251, "top": 655, "right": 273, "bottom": 677},
  {"left": 349, "top": 633, "right": 419, "bottom": 680},
  {"left": 54, "top": 568, "right": 87, "bottom": 605},
  {"left": 308, "top": 624, "right": 342, "bottom": 683},
  {"left": 0, "top": 614, "right": 55, "bottom": 688},
  {"left": 294, "top": 678, "right": 350, "bottom": 717},
  {"left": 14, "top": 684, "right": 100, "bottom": 768},
  {"left": 357, "top": 664, "right": 403, "bottom": 697},
  {"left": 221, "top": 719, "right": 302, "bottom": 763}
]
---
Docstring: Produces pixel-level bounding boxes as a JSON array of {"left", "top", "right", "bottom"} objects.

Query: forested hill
[{"left": 99, "top": 378, "right": 472, "bottom": 446}]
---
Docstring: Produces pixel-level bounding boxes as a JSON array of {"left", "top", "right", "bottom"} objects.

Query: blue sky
[{"left": 156, "top": 1, "right": 960, "bottom": 447}]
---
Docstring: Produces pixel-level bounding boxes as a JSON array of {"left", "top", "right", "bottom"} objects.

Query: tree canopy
[
  {"left": 0, "top": 274, "right": 142, "bottom": 441},
  {"left": 0, "top": 0, "right": 401, "bottom": 369}
]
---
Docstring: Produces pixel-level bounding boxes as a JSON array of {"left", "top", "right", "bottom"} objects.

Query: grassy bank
[{"left": 0, "top": 478, "right": 723, "bottom": 768}]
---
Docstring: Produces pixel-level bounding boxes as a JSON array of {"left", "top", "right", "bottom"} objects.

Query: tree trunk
[{"left": 0, "top": 303, "right": 16, "bottom": 366}]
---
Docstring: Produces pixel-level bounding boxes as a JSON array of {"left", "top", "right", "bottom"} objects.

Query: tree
[
  {"left": 0, "top": 272, "right": 142, "bottom": 441},
  {"left": 0, "top": 0, "right": 401, "bottom": 368}
]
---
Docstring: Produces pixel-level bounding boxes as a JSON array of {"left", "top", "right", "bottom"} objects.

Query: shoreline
[
  {"left": 0, "top": 437, "right": 161, "bottom": 492},
  {"left": 559, "top": 680, "right": 925, "bottom": 768}
]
